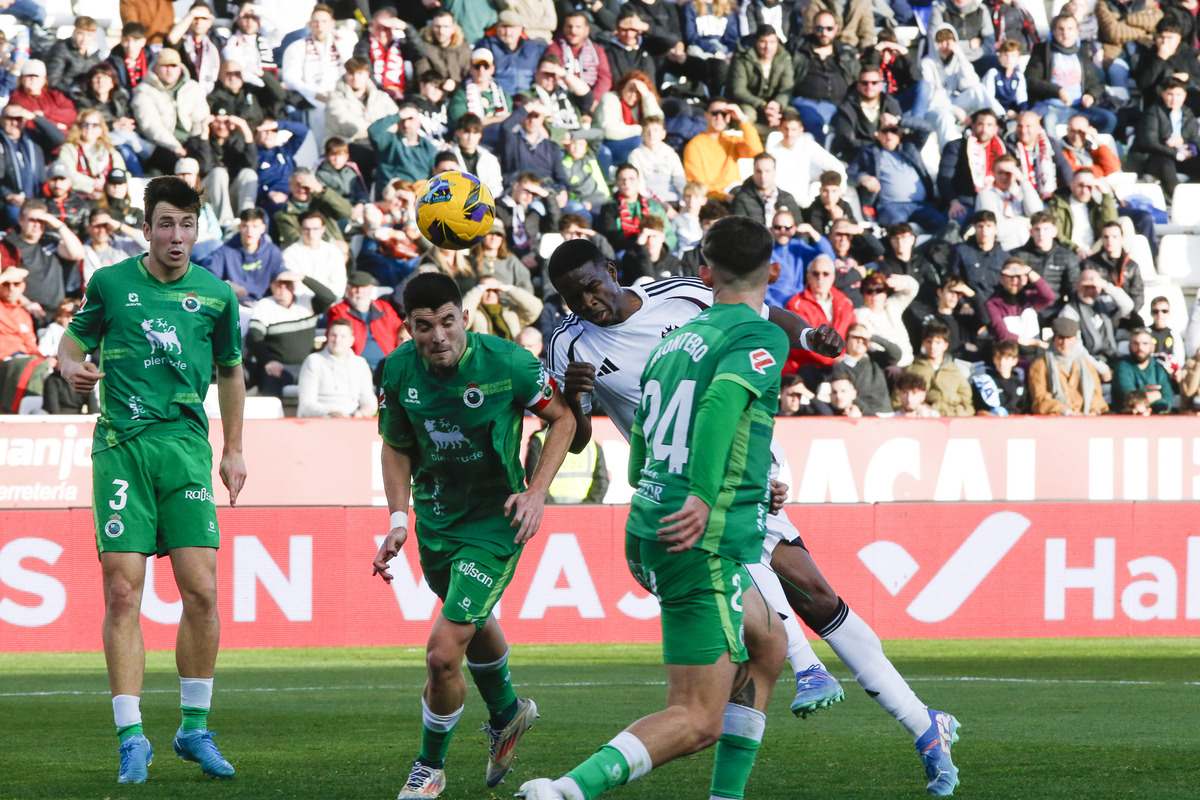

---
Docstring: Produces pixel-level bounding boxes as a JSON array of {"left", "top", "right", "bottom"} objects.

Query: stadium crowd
[{"left": 1, "top": 0, "right": 1200, "bottom": 417}]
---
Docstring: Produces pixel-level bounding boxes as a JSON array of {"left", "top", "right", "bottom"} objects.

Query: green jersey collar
[{"left": 136, "top": 254, "right": 193, "bottom": 286}]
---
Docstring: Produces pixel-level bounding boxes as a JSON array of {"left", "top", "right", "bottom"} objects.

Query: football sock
[
  {"left": 179, "top": 677, "right": 213, "bottom": 731},
  {"left": 418, "top": 697, "right": 462, "bottom": 769},
  {"left": 113, "top": 694, "right": 143, "bottom": 741},
  {"left": 467, "top": 647, "right": 519, "bottom": 728},
  {"left": 710, "top": 703, "right": 765, "bottom": 800},
  {"left": 818, "top": 599, "right": 929, "bottom": 739},
  {"left": 745, "top": 561, "right": 827, "bottom": 675},
  {"left": 565, "top": 731, "right": 651, "bottom": 799}
]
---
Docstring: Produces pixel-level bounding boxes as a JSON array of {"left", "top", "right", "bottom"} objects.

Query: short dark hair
[
  {"left": 752, "top": 152, "right": 775, "bottom": 167},
  {"left": 328, "top": 317, "right": 354, "bottom": 332},
  {"left": 1156, "top": 19, "right": 1183, "bottom": 35},
  {"left": 557, "top": 212, "right": 590, "bottom": 232},
  {"left": 895, "top": 371, "right": 928, "bottom": 392},
  {"left": 403, "top": 272, "right": 462, "bottom": 313},
  {"left": 144, "top": 175, "right": 203, "bottom": 223},
  {"left": 324, "top": 136, "right": 349, "bottom": 155},
  {"left": 819, "top": 170, "right": 841, "bottom": 187},
  {"left": 456, "top": 113, "right": 483, "bottom": 133},
  {"left": 971, "top": 108, "right": 999, "bottom": 126},
  {"left": 1123, "top": 389, "right": 1149, "bottom": 411},
  {"left": 780, "top": 107, "right": 801, "bottom": 125},
  {"left": 419, "top": 69, "right": 446, "bottom": 85},
  {"left": 615, "top": 163, "right": 638, "bottom": 177},
  {"left": 1162, "top": 77, "right": 1188, "bottom": 93},
  {"left": 698, "top": 200, "right": 729, "bottom": 223},
  {"left": 121, "top": 21, "right": 147, "bottom": 37},
  {"left": 298, "top": 209, "right": 325, "bottom": 227},
  {"left": 921, "top": 320, "right": 951, "bottom": 342},
  {"left": 993, "top": 339, "right": 1019, "bottom": 358},
  {"left": 548, "top": 238, "right": 607, "bottom": 286},
  {"left": 1100, "top": 220, "right": 1123, "bottom": 234},
  {"left": 1152, "top": 295, "right": 1169, "bottom": 308},
  {"left": 701, "top": 216, "right": 774, "bottom": 280},
  {"left": 238, "top": 207, "right": 266, "bottom": 223},
  {"left": 344, "top": 56, "right": 369, "bottom": 73},
  {"left": 1029, "top": 209, "right": 1057, "bottom": 227},
  {"left": 887, "top": 222, "right": 914, "bottom": 237}
]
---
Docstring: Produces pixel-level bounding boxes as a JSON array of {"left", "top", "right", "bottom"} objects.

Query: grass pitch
[{"left": 1, "top": 639, "right": 1197, "bottom": 800}]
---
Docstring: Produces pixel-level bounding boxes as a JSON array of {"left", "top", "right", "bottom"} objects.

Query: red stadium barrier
[{"left": 2, "top": 503, "right": 1197, "bottom": 652}]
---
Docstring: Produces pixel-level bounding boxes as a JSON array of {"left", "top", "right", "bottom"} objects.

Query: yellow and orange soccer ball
[{"left": 416, "top": 171, "right": 496, "bottom": 249}]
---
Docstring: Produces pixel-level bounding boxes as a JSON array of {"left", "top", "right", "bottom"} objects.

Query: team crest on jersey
[
  {"left": 104, "top": 514, "right": 125, "bottom": 538},
  {"left": 749, "top": 348, "right": 776, "bottom": 374},
  {"left": 182, "top": 293, "right": 200, "bottom": 312},
  {"left": 463, "top": 382, "right": 484, "bottom": 408}
]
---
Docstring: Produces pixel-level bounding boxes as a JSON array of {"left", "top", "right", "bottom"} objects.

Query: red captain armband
[{"left": 526, "top": 371, "right": 558, "bottom": 412}]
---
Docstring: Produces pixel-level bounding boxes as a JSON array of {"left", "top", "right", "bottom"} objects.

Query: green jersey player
[
  {"left": 371, "top": 273, "right": 576, "bottom": 799},
  {"left": 518, "top": 216, "right": 790, "bottom": 800},
  {"left": 58, "top": 177, "right": 247, "bottom": 784}
]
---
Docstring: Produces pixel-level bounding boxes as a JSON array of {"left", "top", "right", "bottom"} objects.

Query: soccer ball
[{"left": 416, "top": 171, "right": 496, "bottom": 249}]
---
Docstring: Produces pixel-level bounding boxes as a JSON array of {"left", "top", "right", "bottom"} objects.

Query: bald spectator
[
  {"left": 784, "top": 254, "right": 855, "bottom": 380},
  {"left": 1029, "top": 316, "right": 1108, "bottom": 415},
  {"left": 683, "top": 97, "right": 764, "bottom": 200},
  {"left": 326, "top": 272, "right": 405, "bottom": 374}
]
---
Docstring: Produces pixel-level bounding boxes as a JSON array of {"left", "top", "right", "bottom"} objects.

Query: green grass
[{"left": 1, "top": 639, "right": 1198, "bottom": 799}]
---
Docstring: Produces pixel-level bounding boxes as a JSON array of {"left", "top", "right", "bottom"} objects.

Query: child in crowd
[
  {"left": 895, "top": 371, "right": 940, "bottom": 417},
  {"left": 971, "top": 338, "right": 1028, "bottom": 415},
  {"left": 1123, "top": 389, "right": 1152, "bottom": 416},
  {"left": 673, "top": 181, "right": 707, "bottom": 253},
  {"left": 561, "top": 131, "right": 609, "bottom": 221},
  {"left": 316, "top": 137, "right": 370, "bottom": 206},
  {"left": 982, "top": 39, "right": 1029, "bottom": 120}
]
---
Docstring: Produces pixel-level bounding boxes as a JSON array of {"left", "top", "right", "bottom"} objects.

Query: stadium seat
[
  {"left": 42, "top": 0, "right": 75, "bottom": 29},
  {"left": 1171, "top": 185, "right": 1200, "bottom": 226},
  {"left": 203, "top": 387, "right": 284, "bottom": 419},
  {"left": 893, "top": 26, "right": 920, "bottom": 49},
  {"left": 1157, "top": 235, "right": 1200, "bottom": 287},
  {"left": 73, "top": 0, "right": 120, "bottom": 30},
  {"left": 1116, "top": 180, "right": 1167, "bottom": 212},
  {"left": 1028, "top": 0, "right": 1053, "bottom": 38}
]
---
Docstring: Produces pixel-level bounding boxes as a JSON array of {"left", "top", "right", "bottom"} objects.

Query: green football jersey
[
  {"left": 65, "top": 255, "right": 242, "bottom": 453},
  {"left": 377, "top": 332, "right": 557, "bottom": 557},
  {"left": 626, "top": 302, "right": 788, "bottom": 564}
]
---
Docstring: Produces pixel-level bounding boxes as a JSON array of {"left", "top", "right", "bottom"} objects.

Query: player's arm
[
  {"left": 765, "top": 305, "right": 845, "bottom": 359},
  {"left": 657, "top": 378, "right": 752, "bottom": 553},
  {"left": 506, "top": 390, "right": 576, "bottom": 544},
  {"left": 58, "top": 331, "right": 104, "bottom": 393},
  {"left": 216, "top": 364, "right": 247, "bottom": 506},
  {"left": 562, "top": 361, "right": 595, "bottom": 453},
  {"left": 372, "top": 442, "right": 414, "bottom": 583}
]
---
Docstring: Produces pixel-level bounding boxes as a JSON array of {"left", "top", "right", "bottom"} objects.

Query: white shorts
[{"left": 760, "top": 508, "right": 803, "bottom": 568}]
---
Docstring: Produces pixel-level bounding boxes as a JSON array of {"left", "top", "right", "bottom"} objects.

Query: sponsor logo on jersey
[
  {"left": 78, "top": 295, "right": 88, "bottom": 311},
  {"left": 127, "top": 293, "right": 140, "bottom": 306},
  {"left": 457, "top": 561, "right": 494, "bottom": 587},
  {"left": 405, "top": 387, "right": 419, "bottom": 404},
  {"left": 141, "top": 318, "right": 185, "bottom": 369},
  {"left": 184, "top": 487, "right": 216, "bottom": 503},
  {"left": 182, "top": 293, "right": 200, "bottom": 312},
  {"left": 104, "top": 514, "right": 124, "bottom": 538},
  {"left": 463, "top": 382, "right": 484, "bottom": 408},
  {"left": 424, "top": 419, "right": 469, "bottom": 450},
  {"left": 749, "top": 348, "right": 776, "bottom": 374}
]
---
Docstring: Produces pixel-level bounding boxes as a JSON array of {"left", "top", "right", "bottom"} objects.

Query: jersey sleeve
[
  {"left": 212, "top": 283, "right": 243, "bottom": 367},
  {"left": 512, "top": 346, "right": 558, "bottom": 412},
  {"left": 64, "top": 270, "right": 107, "bottom": 354},
  {"left": 377, "top": 363, "right": 416, "bottom": 449},
  {"left": 712, "top": 322, "right": 789, "bottom": 398}
]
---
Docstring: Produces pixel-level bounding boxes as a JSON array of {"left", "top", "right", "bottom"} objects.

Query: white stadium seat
[
  {"left": 1171, "top": 185, "right": 1200, "bottom": 226},
  {"left": 1157, "top": 235, "right": 1200, "bottom": 288}
]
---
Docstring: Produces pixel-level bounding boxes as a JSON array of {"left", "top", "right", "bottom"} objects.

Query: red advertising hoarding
[{"left": 3, "top": 503, "right": 1196, "bottom": 652}]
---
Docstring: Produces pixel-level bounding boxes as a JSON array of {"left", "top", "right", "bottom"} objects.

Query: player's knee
[
  {"left": 689, "top": 714, "right": 724, "bottom": 752},
  {"left": 104, "top": 578, "right": 141, "bottom": 619},
  {"left": 177, "top": 580, "right": 218, "bottom": 617},
  {"left": 425, "top": 645, "right": 462, "bottom": 681}
]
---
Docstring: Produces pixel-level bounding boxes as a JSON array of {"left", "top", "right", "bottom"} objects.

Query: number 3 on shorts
[{"left": 110, "top": 479, "right": 129, "bottom": 511}]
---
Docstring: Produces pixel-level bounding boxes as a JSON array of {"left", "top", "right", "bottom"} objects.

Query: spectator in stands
[
  {"left": 765, "top": 208, "right": 833, "bottom": 307},
  {"left": 444, "top": 116, "right": 503, "bottom": 200},
  {"left": 875, "top": 222, "right": 941, "bottom": 327},
  {"left": 790, "top": 12, "right": 862, "bottom": 140},
  {"left": 252, "top": 117, "right": 305, "bottom": 212},
  {"left": 673, "top": 182, "right": 706, "bottom": 253},
  {"left": 765, "top": 107, "right": 845, "bottom": 205},
  {"left": 849, "top": 124, "right": 944, "bottom": 231},
  {"left": 894, "top": 370, "right": 940, "bottom": 416},
  {"left": 729, "top": 24, "right": 793, "bottom": 138},
  {"left": 525, "top": 414, "right": 609, "bottom": 503},
  {"left": 831, "top": 65, "right": 929, "bottom": 161},
  {"left": 326, "top": 272, "right": 405, "bottom": 374},
  {"left": 518, "top": 54, "right": 589, "bottom": 138},
  {"left": 1114, "top": 327, "right": 1175, "bottom": 413},
  {"left": 803, "top": 0, "right": 876, "bottom": 48},
  {"left": 856, "top": 270, "right": 920, "bottom": 366},
  {"left": 222, "top": 2, "right": 279, "bottom": 92},
  {"left": 1148, "top": 295, "right": 1185, "bottom": 366},
  {"left": 0, "top": 105, "right": 43, "bottom": 228},
  {"left": 208, "top": 60, "right": 282, "bottom": 133},
  {"left": 247, "top": 270, "right": 337, "bottom": 396},
  {"left": 47, "top": 16, "right": 100, "bottom": 93},
  {"left": 922, "top": 275, "right": 979, "bottom": 359},
  {"left": 132, "top": 49, "right": 208, "bottom": 174},
  {"left": 681, "top": 0, "right": 739, "bottom": 95},
  {"left": 274, "top": 168, "right": 353, "bottom": 254},
  {"left": 503, "top": 101, "right": 570, "bottom": 193},
  {"left": 971, "top": 337, "right": 1028, "bottom": 414},
  {"left": 826, "top": 374, "right": 864, "bottom": 416},
  {"left": 1047, "top": 168, "right": 1121, "bottom": 260},
  {"left": 831, "top": 321, "right": 899, "bottom": 415},
  {"left": 1085, "top": 221, "right": 1145, "bottom": 327},
  {"left": 628, "top": 116, "right": 686, "bottom": 206},
  {"left": 1006, "top": 111, "right": 1066, "bottom": 201},
  {"left": 108, "top": 23, "right": 149, "bottom": 94},
  {"left": 626, "top": 0, "right": 687, "bottom": 64},
  {"left": 10, "top": 199, "right": 84, "bottom": 316},
  {"left": 1029, "top": 13, "right": 1118, "bottom": 133},
  {"left": 37, "top": 298, "right": 76, "bottom": 361},
  {"left": 352, "top": 9, "right": 414, "bottom": 103},
  {"left": 71, "top": 60, "right": 136, "bottom": 134},
  {"left": 922, "top": 25, "right": 988, "bottom": 148},
  {"left": 462, "top": 274, "right": 543, "bottom": 340},
  {"left": 480, "top": 12, "right": 548, "bottom": 97},
  {"left": 357, "top": 180, "right": 422, "bottom": 287},
  {"left": 939, "top": 108, "right": 1005, "bottom": 221},
  {"left": 730, "top": 152, "right": 802, "bottom": 227},
  {"left": 776, "top": 373, "right": 813, "bottom": 415},
  {"left": 12, "top": 60, "right": 76, "bottom": 154},
  {"left": 40, "top": 162, "right": 91, "bottom": 237},
  {"left": 416, "top": 10, "right": 470, "bottom": 94},
  {"left": 595, "top": 71, "right": 663, "bottom": 168},
  {"left": 197, "top": 111, "right": 259, "bottom": 227},
  {"left": 559, "top": 130, "right": 609, "bottom": 219},
  {"left": 166, "top": 3, "right": 221, "bottom": 96},
  {"left": 1014, "top": 209, "right": 1082, "bottom": 318},
  {"left": 950, "top": 210, "right": 1010, "bottom": 315},
  {"left": 281, "top": 4, "right": 353, "bottom": 145},
  {"left": 417, "top": 244, "right": 477, "bottom": 295},
  {"left": 208, "top": 207, "right": 284, "bottom": 308},
  {"left": 327, "top": 56, "right": 401, "bottom": 166},
  {"left": 803, "top": 171, "right": 861, "bottom": 240},
  {"left": 413, "top": 65, "right": 452, "bottom": 145},
  {"left": 904, "top": 320, "right": 974, "bottom": 416},
  {"left": 1133, "top": 78, "right": 1200, "bottom": 197},
  {"left": 1135, "top": 20, "right": 1199, "bottom": 105},
  {"left": 496, "top": 172, "right": 560, "bottom": 274},
  {"left": 596, "top": 163, "right": 676, "bottom": 254},
  {"left": 79, "top": 209, "right": 140, "bottom": 287},
  {"left": 986, "top": 257, "right": 1055, "bottom": 358},
  {"left": 1030, "top": 316, "right": 1108, "bottom": 414},
  {"left": 283, "top": 209, "right": 348, "bottom": 301},
  {"left": 546, "top": 12, "right": 612, "bottom": 114},
  {"left": 96, "top": 169, "right": 143, "bottom": 238},
  {"left": 1096, "top": 0, "right": 1162, "bottom": 83},
  {"left": 981, "top": 39, "right": 1030, "bottom": 120},
  {"left": 619, "top": 213, "right": 683, "bottom": 283},
  {"left": 1061, "top": 115, "right": 1122, "bottom": 175},
  {"left": 785, "top": 254, "right": 855, "bottom": 380},
  {"left": 1060, "top": 267, "right": 1135, "bottom": 365},
  {"left": 174, "top": 158, "right": 224, "bottom": 266},
  {"left": 447, "top": 48, "right": 512, "bottom": 148},
  {"left": 120, "top": 0, "right": 174, "bottom": 47},
  {"left": 606, "top": 10, "right": 657, "bottom": 87},
  {"left": 0, "top": 266, "right": 36, "bottom": 360},
  {"left": 683, "top": 97, "right": 763, "bottom": 201},
  {"left": 471, "top": 219, "right": 534, "bottom": 293},
  {"left": 931, "top": 0, "right": 996, "bottom": 64},
  {"left": 371, "top": 104, "right": 440, "bottom": 189},
  {"left": 296, "top": 318, "right": 377, "bottom": 418},
  {"left": 989, "top": 0, "right": 1040, "bottom": 53},
  {"left": 977, "top": 153, "right": 1044, "bottom": 249}
]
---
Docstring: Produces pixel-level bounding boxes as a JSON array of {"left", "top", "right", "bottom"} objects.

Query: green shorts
[
  {"left": 92, "top": 432, "right": 220, "bottom": 558},
  {"left": 625, "top": 534, "right": 750, "bottom": 666},
  {"left": 418, "top": 537, "right": 521, "bottom": 628}
]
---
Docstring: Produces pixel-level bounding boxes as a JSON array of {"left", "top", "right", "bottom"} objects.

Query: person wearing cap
[
  {"left": 222, "top": 3, "right": 280, "bottom": 88},
  {"left": 98, "top": 169, "right": 146, "bottom": 238},
  {"left": 11, "top": 199, "right": 86, "bottom": 315},
  {"left": 984, "top": 257, "right": 1055, "bottom": 360},
  {"left": 11, "top": 60, "right": 78, "bottom": 152},
  {"left": 414, "top": 10, "right": 471, "bottom": 94},
  {"left": 326, "top": 271, "right": 405, "bottom": 372},
  {"left": 327, "top": 56, "right": 401, "bottom": 147},
  {"left": 41, "top": 160, "right": 93, "bottom": 238},
  {"left": 132, "top": 48, "right": 210, "bottom": 169},
  {"left": 479, "top": 11, "right": 549, "bottom": 97},
  {"left": 0, "top": 104, "right": 44, "bottom": 227},
  {"left": 198, "top": 106, "right": 259, "bottom": 226},
  {"left": 46, "top": 15, "right": 101, "bottom": 93},
  {"left": 247, "top": 268, "right": 338, "bottom": 396},
  {"left": 56, "top": 109, "right": 128, "bottom": 200},
  {"left": 281, "top": 3, "right": 354, "bottom": 145},
  {"left": 352, "top": 8, "right": 416, "bottom": 102},
  {"left": 1029, "top": 315, "right": 1108, "bottom": 414},
  {"left": 296, "top": 317, "right": 377, "bottom": 418},
  {"left": 848, "top": 123, "right": 943, "bottom": 231},
  {"left": 166, "top": 2, "right": 222, "bottom": 96},
  {"left": 605, "top": 9, "right": 657, "bottom": 87},
  {"left": 948, "top": 209, "right": 1010, "bottom": 319},
  {"left": 446, "top": 48, "right": 513, "bottom": 147},
  {"left": 370, "top": 103, "right": 441, "bottom": 190},
  {"left": 728, "top": 24, "right": 793, "bottom": 138},
  {"left": 546, "top": 12, "right": 613, "bottom": 114},
  {"left": 0, "top": 265, "right": 37, "bottom": 361}
]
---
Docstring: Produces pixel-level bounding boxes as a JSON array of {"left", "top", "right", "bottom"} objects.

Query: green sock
[
  {"left": 709, "top": 734, "right": 762, "bottom": 799},
  {"left": 181, "top": 706, "right": 208, "bottom": 731},
  {"left": 565, "top": 745, "right": 631, "bottom": 799},
  {"left": 468, "top": 653, "right": 518, "bottom": 728},
  {"left": 117, "top": 723, "right": 143, "bottom": 742},
  {"left": 418, "top": 726, "right": 455, "bottom": 769}
]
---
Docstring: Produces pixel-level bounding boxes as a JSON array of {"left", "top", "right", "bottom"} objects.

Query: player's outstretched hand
[
  {"left": 563, "top": 361, "right": 596, "bottom": 399},
  {"left": 809, "top": 324, "right": 845, "bottom": 359},
  {"left": 657, "top": 495, "right": 711, "bottom": 553},
  {"left": 505, "top": 490, "right": 546, "bottom": 544},
  {"left": 769, "top": 479, "right": 789, "bottom": 514},
  {"left": 372, "top": 526, "right": 408, "bottom": 583},
  {"left": 64, "top": 360, "right": 105, "bottom": 394},
  {"left": 219, "top": 451, "right": 247, "bottom": 506}
]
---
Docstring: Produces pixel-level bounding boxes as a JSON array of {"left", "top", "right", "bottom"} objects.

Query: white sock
[
  {"left": 180, "top": 677, "right": 213, "bottom": 710},
  {"left": 722, "top": 702, "right": 766, "bottom": 741},
  {"left": 466, "top": 645, "right": 509, "bottom": 672},
  {"left": 745, "top": 561, "right": 827, "bottom": 675},
  {"left": 113, "top": 694, "right": 141, "bottom": 729},
  {"left": 819, "top": 603, "right": 930, "bottom": 739},
  {"left": 420, "top": 697, "right": 463, "bottom": 733},
  {"left": 551, "top": 777, "right": 586, "bottom": 800},
  {"left": 783, "top": 613, "right": 825, "bottom": 676},
  {"left": 607, "top": 731, "right": 652, "bottom": 781}
]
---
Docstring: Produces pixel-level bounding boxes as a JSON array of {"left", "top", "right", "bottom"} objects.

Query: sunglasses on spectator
[
  {"left": 858, "top": 79, "right": 882, "bottom": 85},
  {"left": 225, "top": 71, "right": 243, "bottom": 77},
  {"left": 1152, "top": 308, "right": 1170, "bottom": 314},
  {"left": 81, "top": 121, "right": 102, "bottom": 129},
  {"left": 770, "top": 224, "right": 793, "bottom": 230},
  {"left": 815, "top": 25, "right": 836, "bottom": 31},
  {"left": 862, "top": 286, "right": 885, "bottom": 294}
]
